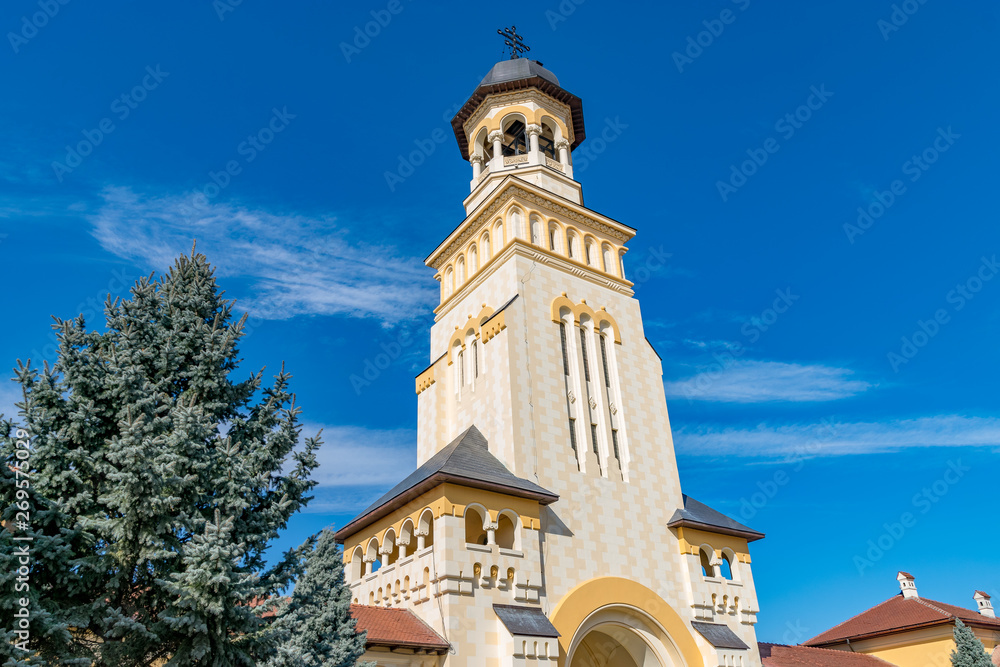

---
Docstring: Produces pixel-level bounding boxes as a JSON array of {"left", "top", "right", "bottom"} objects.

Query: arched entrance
[
  {"left": 568, "top": 607, "right": 677, "bottom": 667},
  {"left": 550, "top": 577, "right": 705, "bottom": 666}
]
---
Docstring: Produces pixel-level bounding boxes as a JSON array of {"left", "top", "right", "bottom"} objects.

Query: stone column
[
  {"left": 489, "top": 130, "right": 504, "bottom": 170},
  {"left": 470, "top": 152, "right": 483, "bottom": 180},
  {"left": 556, "top": 137, "right": 570, "bottom": 167},
  {"left": 526, "top": 124, "right": 542, "bottom": 165}
]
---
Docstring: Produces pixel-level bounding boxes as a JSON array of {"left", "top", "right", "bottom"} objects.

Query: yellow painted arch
[
  {"left": 447, "top": 305, "right": 496, "bottom": 363},
  {"left": 549, "top": 576, "right": 705, "bottom": 667},
  {"left": 549, "top": 295, "right": 622, "bottom": 344}
]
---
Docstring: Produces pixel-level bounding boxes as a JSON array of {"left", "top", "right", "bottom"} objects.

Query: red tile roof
[
  {"left": 804, "top": 594, "right": 1000, "bottom": 647},
  {"left": 760, "top": 643, "right": 892, "bottom": 666},
  {"left": 898, "top": 571, "right": 915, "bottom": 579},
  {"left": 976, "top": 590, "right": 991, "bottom": 599},
  {"left": 350, "top": 604, "right": 449, "bottom": 653}
]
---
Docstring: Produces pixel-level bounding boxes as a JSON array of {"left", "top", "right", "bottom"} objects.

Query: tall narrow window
[
  {"left": 559, "top": 323, "right": 570, "bottom": 376},
  {"left": 590, "top": 423, "right": 599, "bottom": 455},
  {"left": 568, "top": 419, "right": 578, "bottom": 456},
  {"left": 579, "top": 329, "right": 590, "bottom": 382},
  {"left": 549, "top": 227, "right": 557, "bottom": 251},
  {"left": 472, "top": 340, "right": 479, "bottom": 377},
  {"left": 458, "top": 350, "right": 465, "bottom": 387},
  {"left": 600, "top": 335, "right": 611, "bottom": 388},
  {"left": 611, "top": 428, "right": 621, "bottom": 460}
]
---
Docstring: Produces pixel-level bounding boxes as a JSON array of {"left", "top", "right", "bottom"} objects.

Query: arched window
[
  {"left": 369, "top": 591, "right": 375, "bottom": 605},
  {"left": 549, "top": 224, "right": 558, "bottom": 252},
  {"left": 720, "top": 553, "right": 734, "bottom": 580},
  {"left": 496, "top": 512, "right": 517, "bottom": 550},
  {"left": 495, "top": 220, "right": 504, "bottom": 246},
  {"left": 464, "top": 506, "right": 488, "bottom": 545},
  {"left": 456, "top": 349, "right": 465, "bottom": 388},
  {"left": 602, "top": 244, "right": 615, "bottom": 275},
  {"left": 349, "top": 547, "right": 364, "bottom": 582},
  {"left": 469, "top": 245, "right": 478, "bottom": 274},
  {"left": 509, "top": 209, "right": 523, "bottom": 239},
  {"left": 475, "top": 127, "right": 492, "bottom": 163},
  {"left": 585, "top": 239, "right": 596, "bottom": 266},
  {"left": 445, "top": 267, "right": 454, "bottom": 297},
  {"left": 567, "top": 232, "right": 579, "bottom": 260},
  {"left": 501, "top": 116, "right": 528, "bottom": 156},
  {"left": 471, "top": 339, "right": 479, "bottom": 378},
  {"left": 530, "top": 215, "right": 542, "bottom": 245},
  {"left": 700, "top": 547, "right": 715, "bottom": 578},
  {"left": 383, "top": 529, "right": 398, "bottom": 566},
  {"left": 539, "top": 119, "right": 557, "bottom": 159},
  {"left": 482, "top": 232, "right": 491, "bottom": 261},
  {"left": 418, "top": 509, "right": 434, "bottom": 550},
  {"left": 457, "top": 256, "right": 466, "bottom": 284}
]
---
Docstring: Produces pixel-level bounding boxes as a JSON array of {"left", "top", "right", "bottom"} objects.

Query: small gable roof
[
  {"left": 668, "top": 495, "right": 764, "bottom": 542},
  {"left": 335, "top": 426, "right": 557, "bottom": 541}
]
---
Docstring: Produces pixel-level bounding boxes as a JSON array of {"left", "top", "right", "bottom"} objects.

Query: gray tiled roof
[
  {"left": 494, "top": 605, "right": 560, "bottom": 638},
  {"left": 668, "top": 495, "right": 764, "bottom": 542},
  {"left": 335, "top": 426, "right": 557, "bottom": 541},
  {"left": 691, "top": 621, "right": 749, "bottom": 650},
  {"left": 479, "top": 59, "right": 561, "bottom": 88}
]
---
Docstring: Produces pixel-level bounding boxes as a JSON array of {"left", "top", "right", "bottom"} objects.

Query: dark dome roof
[
  {"left": 478, "top": 59, "right": 560, "bottom": 88},
  {"left": 451, "top": 58, "right": 585, "bottom": 160}
]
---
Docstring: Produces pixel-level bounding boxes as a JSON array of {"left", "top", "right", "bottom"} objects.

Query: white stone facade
[{"left": 340, "top": 61, "right": 764, "bottom": 667}]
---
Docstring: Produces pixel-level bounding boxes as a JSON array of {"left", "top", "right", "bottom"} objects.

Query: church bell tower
[{"left": 337, "top": 47, "right": 766, "bottom": 667}]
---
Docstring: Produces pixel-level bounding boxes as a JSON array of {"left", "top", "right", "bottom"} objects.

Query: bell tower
[{"left": 337, "top": 48, "right": 766, "bottom": 667}]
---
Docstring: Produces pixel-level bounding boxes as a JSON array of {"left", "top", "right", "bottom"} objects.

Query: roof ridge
[
  {"left": 804, "top": 596, "right": 901, "bottom": 644},
  {"left": 914, "top": 596, "right": 956, "bottom": 618}
]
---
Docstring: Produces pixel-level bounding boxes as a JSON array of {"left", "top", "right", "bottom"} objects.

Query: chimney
[
  {"left": 897, "top": 572, "right": 919, "bottom": 599},
  {"left": 974, "top": 591, "right": 995, "bottom": 618}
]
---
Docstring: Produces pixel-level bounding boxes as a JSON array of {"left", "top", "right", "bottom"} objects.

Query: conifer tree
[
  {"left": 268, "top": 529, "right": 370, "bottom": 667},
  {"left": 951, "top": 619, "right": 992, "bottom": 667},
  {"left": 0, "top": 248, "right": 320, "bottom": 666}
]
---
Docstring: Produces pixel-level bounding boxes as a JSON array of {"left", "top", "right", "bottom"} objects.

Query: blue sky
[{"left": 1, "top": 0, "right": 998, "bottom": 644}]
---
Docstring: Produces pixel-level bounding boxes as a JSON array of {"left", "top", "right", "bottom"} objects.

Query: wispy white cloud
[
  {"left": 88, "top": 187, "right": 436, "bottom": 323},
  {"left": 674, "top": 414, "right": 1000, "bottom": 458},
  {"left": 306, "top": 424, "right": 416, "bottom": 489},
  {"left": 664, "top": 360, "right": 872, "bottom": 403}
]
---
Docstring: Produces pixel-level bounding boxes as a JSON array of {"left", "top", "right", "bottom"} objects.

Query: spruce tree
[
  {"left": 268, "top": 529, "right": 370, "bottom": 667},
  {"left": 951, "top": 619, "right": 992, "bottom": 667},
  {"left": 0, "top": 248, "right": 320, "bottom": 666}
]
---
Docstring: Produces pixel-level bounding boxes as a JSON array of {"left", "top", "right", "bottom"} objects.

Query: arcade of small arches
[
  {"left": 697, "top": 544, "right": 740, "bottom": 582},
  {"left": 346, "top": 504, "right": 526, "bottom": 582},
  {"left": 438, "top": 203, "right": 628, "bottom": 303},
  {"left": 467, "top": 109, "right": 573, "bottom": 181}
]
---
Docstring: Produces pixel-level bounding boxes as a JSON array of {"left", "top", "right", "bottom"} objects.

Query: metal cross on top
[{"left": 497, "top": 25, "right": 530, "bottom": 60}]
